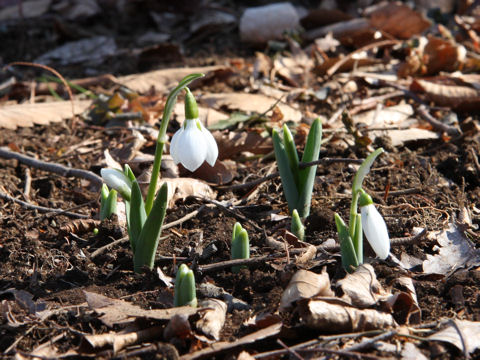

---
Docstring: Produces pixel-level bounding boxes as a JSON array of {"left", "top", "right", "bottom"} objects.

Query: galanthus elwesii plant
[
  {"left": 170, "top": 88, "right": 218, "bottom": 172},
  {"left": 174, "top": 264, "right": 197, "bottom": 307},
  {"left": 231, "top": 222, "right": 250, "bottom": 273},
  {"left": 334, "top": 148, "right": 390, "bottom": 272},
  {"left": 272, "top": 117, "right": 322, "bottom": 219},
  {"left": 100, "top": 73, "right": 212, "bottom": 273},
  {"left": 101, "top": 164, "right": 168, "bottom": 273}
]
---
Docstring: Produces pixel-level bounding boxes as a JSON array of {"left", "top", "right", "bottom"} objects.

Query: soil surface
[{"left": 1, "top": 0, "right": 480, "bottom": 359}]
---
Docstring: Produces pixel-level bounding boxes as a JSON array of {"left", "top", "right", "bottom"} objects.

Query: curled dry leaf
[
  {"left": 386, "top": 277, "right": 421, "bottom": 325},
  {"left": 295, "top": 245, "right": 317, "bottom": 265},
  {"left": 337, "top": 264, "right": 389, "bottom": 308},
  {"left": 59, "top": 219, "right": 100, "bottom": 235},
  {"left": 298, "top": 299, "right": 396, "bottom": 332},
  {"left": 164, "top": 177, "right": 216, "bottom": 208},
  {"left": 164, "top": 314, "right": 192, "bottom": 341},
  {"left": 84, "top": 291, "right": 198, "bottom": 327},
  {"left": 279, "top": 268, "right": 334, "bottom": 311},
  {"left": 196, "top": 299, "right": 227, "bottom": 340},
  {"left": 428, "top": 320, "right": 480, "bottom": 355},
  {"left": 84, "top": 326, "right": 163, "bottom": 354},
  {"left": 411, "top": 79, "right": 480, "bottom": 111}
]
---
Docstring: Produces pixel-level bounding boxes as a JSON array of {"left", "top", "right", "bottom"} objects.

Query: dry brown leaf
[
  {"left": 196, "top": 299, "right": 227, "bottom": 340},
  {"left": 368, "top": 3, "right": 431, "bottom": 39},
  {"left": 411, "top": 79, "right": 480, "bottom": 110},
  {"left": 279, "top": 268, "right": 334, "bottom": 311},
  {"left": 164, "top": 314, "right": 192, "bottom": 341},
  {"left": 84, "top": 326, "right": 163, "bottom": 354},
  {"left": 401, "top": 342, "right": 428, "bottom": 360},
  {"left": 116, "top": 66, "right": 228, "bottom": 94},
  {"left": 214, "top": 131, "right": 272, "bottom": 160},
  {"left": 422, "top": 223, "right": 480, "bottom": 275},
  {"left": 59, "top": 219, "right": 100, "bottom": 235},
  {"left": 315, "top": 57, "right": 383, "bottom": 76},
  {"left": 428, "top": 320, "right": 480, "bottom": 355},
  {"left": 295, "top": 245, "right": 317, "bottom": 265},
  {"left": 0, "top": 100, "right": 91, "bottom": 130},
  {"left": 337, "top": 264, "right": 389, "bottom": 308},
  {"left": 387, "top": 277, "right": 421, "bottom": 325},
  {"left": 201, "top": 93, "right": 302, "bottom": 123},
  {"left": 164, "top": 177, "right": 216, "bottom": 208},
  {"left": 84, "top": 291, "right": 198, "bottom": 327},
  {"left": 180, "top": 322, "right": 282, "bottom": 360},
  {"left": 189, "top": 159, "right": 236, "bottom": 185},
  {"left": 298, "top": 298, "right": 396, "bottom": 332}
]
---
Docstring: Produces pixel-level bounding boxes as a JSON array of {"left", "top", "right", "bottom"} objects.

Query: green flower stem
[
  {"left": 353, "top": 213, "right": 363, "bottom": 264},
  {"left": 145, "top": 73, "right": 205, "bottom": 215}
]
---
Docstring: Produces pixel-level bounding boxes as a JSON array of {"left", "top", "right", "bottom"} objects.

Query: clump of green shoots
[
  {"left": 334, "top": 148, "right": 390, "bottom": 272},
  {"left": 100, "top": 74, "right": 206, "bottom": 273},
  {"left": 231, "top": 222, "right": 250, "bottom": 273},
  {"left": 174, "top": 264, "right": 197, "bottom": 307},
  {"left": 272, "top": 118, "right": 322, "bottom": 220}
]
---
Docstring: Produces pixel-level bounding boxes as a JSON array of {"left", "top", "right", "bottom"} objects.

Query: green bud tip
[
  {"left": 184, "top": 87, "right": 199, "bottom": 120},
  {"left": 358, "top": 189, "right": 374, "bottom": 207}
]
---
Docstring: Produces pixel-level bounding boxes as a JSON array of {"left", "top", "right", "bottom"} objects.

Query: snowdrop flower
[
  {"left": 170, "top": 88, "right": 218, "bottom": 172},
  {"left": 359, "top": 190, "right": 390, "bottom": 259},
  {"left": 100, "top": 168, "right": 132, "bottom": 201}
]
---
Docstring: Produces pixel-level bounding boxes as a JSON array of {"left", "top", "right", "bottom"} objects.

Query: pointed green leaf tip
[
  {"left": 291, "top": 209, "right": 305, "bottom": 241},
  {"left": 184, "top": 87, "right": 199, "bottom": 120},
  {"left": 174, "top": 264, "right": 197, "bottom": 307},
  {"left": 231, "top": 222, "right": 250, "bottom": 273}
]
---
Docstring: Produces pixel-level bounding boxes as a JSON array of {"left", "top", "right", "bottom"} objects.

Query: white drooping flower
[
  {"left": 169, "top": 88, "right": 218, "bottom": 172},
  {"left": 100, "top": 168, "right": 132, "bottom": 201},
  {"left": 359, "top": 191, "right": 390, "bottom": 260}
]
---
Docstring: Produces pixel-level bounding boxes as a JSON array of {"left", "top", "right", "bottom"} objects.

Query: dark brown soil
[{"left": 1, "top": 1, "right": 480, "bottom": 359}]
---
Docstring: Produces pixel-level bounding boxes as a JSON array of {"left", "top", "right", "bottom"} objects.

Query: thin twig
[
  {"left": 201, "top": 198, "right": 263, "bottom": 232},
  {"left": 0, "top": 147, "right": 103, "bottom": 187},
  {"left": 277, "top": 339, "right": 304, "bottom": 360},
  {"left": 345, "top": 330, "right": 397, "bottom": 352},
  {"left": 0, "top": 191, "right": 89, "bottom": 219},
  {"left": 417, "top": 105, "right": 461, "bottom": 136},
  {"left": 23, "top": 167, "right": 31, "bottom": 200},
  {"left": 5, "top": 61, "right": 75, "bottom": 117},
  {"left": 326, "top": 40, "right": 400, "bottom": 77},
  {"left": 163, "top": 205, "right": 206, "bottom": 230},
  {"left": 90, "top": 236, "right": 129, "bottom": 258},
  {"left": 90, "top": 206, "right": 206, "bottom": 258}
]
